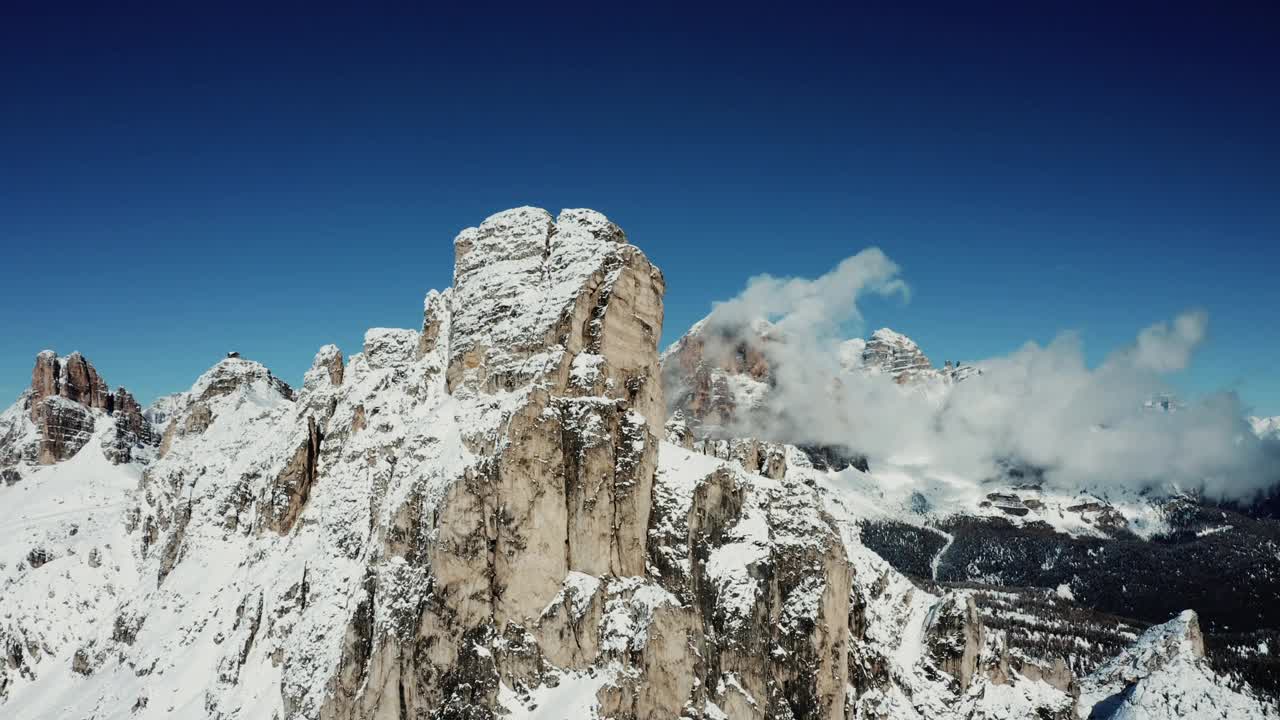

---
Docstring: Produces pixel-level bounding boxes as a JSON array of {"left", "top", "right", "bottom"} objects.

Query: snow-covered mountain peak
[
  {"left": 869, "top": 326, "right": 917, "bottom": 347},
  {"left": 447, "top": 206, "right": 663, "bottom": 424},
  {"left": 301, "top": 343, "right": 344, "bottom": 391},
  {"left": 188, "top": 355, "right": 294, "bottom": 404},
  {"left": 3, "top": 207, "right": 687, "bottom": 719},
  {"left": 862, "top": 326, "right": 936, "bottom": 383},
  {"left": 1090, "top": 609, "right": 1206, "bottom": 683},
  {"left": 1078, "top": 609, "right": 1274, "bottom": 718},
  {"left": 663, "top": 319, "right": 974, "bottom": 438},
  {"left": 2, "top": 349, "right": 160, "bottom": 478},
  {"left": 557, "top": 207, "right": 628, "bottom": 244},
  {"left": 2, "top": 208, "right": 1275, "bottom": 719}
]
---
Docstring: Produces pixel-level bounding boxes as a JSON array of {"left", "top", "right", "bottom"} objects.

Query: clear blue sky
[{"left": 2, "top": 4, "right": 1277, "bottom": 414}]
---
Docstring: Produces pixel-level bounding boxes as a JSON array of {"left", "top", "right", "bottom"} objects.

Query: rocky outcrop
[
  {"left": 29, "top": 351, "right": 111, "bottom": 420},
  {"left": 1084, "top": 611, "right": 1204, "bottom": 699},
  {"left": 28, "top": 352, "right": 109, "bottom": 464},
  {"left": 854, "top": 329, "right": 980, "bottom": 386},
  {"left": 645, "top": 447, "right": 855, "bottom": 720},
  {"left": 4, "top": 351, "right": 162, "bottom": 467},
  {"left": 33, "top": 397, "right": 96, "bottom": 465},
  {"left": 102, "top": 387, "right": 160, "bottom": 464},
  {"left": 307, "top": 344, "right": 344, "bottom": 388},
  {"left": 1077, "top": 610, "right": 1274, "bottom": 718},
  {"left": 430, "top": 208, "right": 666, "bottom": 626},
  {"left": 260, "top": 416, "right": 323, "bottom": 534},
  {"left": 693, "top": 436, "right": 789, "bottom": 480},
  {"left": 375, "top": 209, "right": 670, "bottom": 716},
  {"left": 662, "top": 319, "right": 774, "bottom": 436},
  {"left": 924, "top": 593, "right": 984, "bottom": 691},
  {"left": 860, "top": 328, "right": 934, "bottom": 383}
]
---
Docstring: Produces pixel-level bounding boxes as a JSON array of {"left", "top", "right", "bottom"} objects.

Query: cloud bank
[{"left": 697, "top": 251, "right": 1280, "bottom": 501}]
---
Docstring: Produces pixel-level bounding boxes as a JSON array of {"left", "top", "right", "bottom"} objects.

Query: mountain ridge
[{"left": 0, "top": 207, "right": 1274, "bottom": 719}]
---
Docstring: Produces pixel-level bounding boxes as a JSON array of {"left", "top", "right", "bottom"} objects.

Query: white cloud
[
  {"left": 696, "top": 251, "right": 1279, "bottom": 501},
  {"left": 1126, "top": 309, "right": 1208, "bottom": 373},
  {"left": 705, "top": 247, "right": 908, "bottom": 338}
]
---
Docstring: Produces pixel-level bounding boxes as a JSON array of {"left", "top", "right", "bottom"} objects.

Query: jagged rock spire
[{"left": 17, "top": 350, "right": 159, "bottom": 465}]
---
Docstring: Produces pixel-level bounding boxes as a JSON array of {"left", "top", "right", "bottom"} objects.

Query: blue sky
[{"left": 2, "top": 4, "right": 1277, "bottom": 414}]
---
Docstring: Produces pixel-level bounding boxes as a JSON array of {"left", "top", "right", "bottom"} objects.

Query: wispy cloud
[
  {"left": 694, "top": 251, "right": 1280, "bottom": 501},
  {"left": 705, "top": 247, "right": 909, "bottom": 338}
]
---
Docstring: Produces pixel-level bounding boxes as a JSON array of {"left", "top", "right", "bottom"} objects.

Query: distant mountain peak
[{"left": 663, "top": 318, "right": 978, "bottom": 437}]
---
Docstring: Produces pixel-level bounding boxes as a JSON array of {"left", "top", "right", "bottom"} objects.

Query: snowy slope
[
  {"left": 1079, "top": 611, "right": 1275, "bottom": 719},
  {"left": 0, "top": 419, "right": 142, "bottom": 701}
]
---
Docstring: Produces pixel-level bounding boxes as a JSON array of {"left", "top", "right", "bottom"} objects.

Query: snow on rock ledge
[
  {"left": 447, "top": 207, "right": 665, "bottom": 427},
  {"left": 1077, "top": 610, "right": 1275, "bottom": 719}
]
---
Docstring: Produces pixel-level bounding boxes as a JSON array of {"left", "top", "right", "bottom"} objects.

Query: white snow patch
[{"left": 498, "top": 667, "right": 616, "bottom": 720}]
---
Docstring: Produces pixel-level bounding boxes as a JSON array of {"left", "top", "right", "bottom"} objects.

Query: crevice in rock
[
  {"left": 398, "top": 674, "right": 408, "bottom": 720},
  {"left": 263, "top": 416, "right": 324, "bottom": 534},
  {"left": 157, "top": 499, "right": 192, "bottom": 585},
  {"left": 235, "top": 594, "right": 264, "bottom": 679}
]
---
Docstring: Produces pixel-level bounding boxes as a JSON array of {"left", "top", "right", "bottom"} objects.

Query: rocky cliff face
[
  {"left": 0, "top": 207, "right": 1273, "bottom": 720},
  {"left": 661, "top": 318, "right": 776, "bottom": 436},
  {"left": 30, "top": 350, "right": 112, "bottom": 419},
  {"left": 33, "top": 396, "right": 97, "bottom": 465},
  {"left": 102, "top": 387, "right": 161, "bottom": 464},
  {"left": 0, "top": 351, "right": 160, "bottom": 480},
  {"left": 857, "top": 329, "right": 933, "bottom": 383},
  {"left": 663, "top": 298, "right": 1280, "bottom": 712}
]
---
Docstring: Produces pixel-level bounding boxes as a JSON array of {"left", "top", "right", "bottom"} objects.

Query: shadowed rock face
[
  {"left": 261, "top": 416, "right": 323, "bottom": 535},
  {"left": 34, "top": 396, "right": 95, "bottom": 464},
  {"left": 102, "top": 387, "right": 161, "bottom": 464},
  {"left": 924, "top": 594, "right": 984, "bottom": 691}
]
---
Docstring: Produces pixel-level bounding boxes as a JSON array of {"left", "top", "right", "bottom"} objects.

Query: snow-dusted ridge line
[{"left": 1, "top": 206, "right": 1275, "bottom": 719}]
